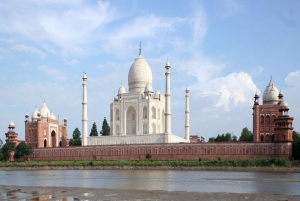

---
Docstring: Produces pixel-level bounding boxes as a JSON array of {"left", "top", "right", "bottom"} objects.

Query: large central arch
[{"left": 126, "top": 106, "right": 136, "bottom": 135}]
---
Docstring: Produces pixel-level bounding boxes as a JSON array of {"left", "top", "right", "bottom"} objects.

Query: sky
[{"left": 0, "top": 0, "right": 299, "bottom": 142}]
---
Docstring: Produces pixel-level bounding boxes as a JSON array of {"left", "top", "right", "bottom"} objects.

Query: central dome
[
  {"left": 128, "top": 54, "right": 152, "bottom": 93},
  {"left": 262, "top": 80, "right": 279, "bottom": 105}
]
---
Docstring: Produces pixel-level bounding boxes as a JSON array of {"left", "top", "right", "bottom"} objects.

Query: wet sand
[{"left": 1, "top": 185, "right": 299, "bottom": 201}]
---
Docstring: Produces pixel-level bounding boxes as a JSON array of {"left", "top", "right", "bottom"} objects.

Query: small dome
[
  {"left": 83, "top": 73, "right": 87, "bottom": 79},
  {"left": 280, "top": 100, "right": 288, "bottom": 107},
  {"left": 118, "top": 85, "right": 126, "bottom": 95},
  {"left": 9, "top": 121, "right": 15, "bottom": 128},
  {"left": 40, "top": 102, "right": 50, "bottom": 118},
  {"left": 185, "top": 86, "right": 189, "bottom": 93},
  {"left": 32, "top": 108, "right": 39, "bottom": 121},
  {"left": 154, "top": 90, "right": 161, "bottom": 99},
  {"left": 50, "top": 112, "right": 56, "bottom": 120},
  {"left": 144, "top": 83, "right": 153, "bottom": 93},
  {"left": 262, "top": 80, "right": 279, "bottom": 105},
  {"left": 128, "top": 54, "right": 152, "bottom": 93},
  {"left": 166, "top": 60, "right": 170, "bottom": 67}
]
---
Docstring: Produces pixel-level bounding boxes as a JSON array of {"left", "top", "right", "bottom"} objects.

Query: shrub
[{"left": 146, "top": 153, "right": 152, "bottom": 159}]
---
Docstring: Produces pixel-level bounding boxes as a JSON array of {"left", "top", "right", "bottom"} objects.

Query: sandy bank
[{"left": 0, "top": 185, "right": 299, "bottom": 201}]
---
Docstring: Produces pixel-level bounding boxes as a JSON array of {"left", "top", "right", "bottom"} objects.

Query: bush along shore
[{"left": 1, "top": 158, "right": 300, "bottom": 172}]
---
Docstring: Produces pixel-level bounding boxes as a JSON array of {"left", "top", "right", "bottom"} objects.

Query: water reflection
[{"left": 0, "top": 170, "right": 299, "bottom": 195}]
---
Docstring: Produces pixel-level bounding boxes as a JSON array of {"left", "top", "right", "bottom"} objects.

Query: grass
[{"left": 0, "top": 158, "right": 291, "bottom": 168}]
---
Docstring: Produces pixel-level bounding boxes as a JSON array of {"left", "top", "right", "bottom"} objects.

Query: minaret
[
  {"left": 252, "top": 91, "right": 260, "bottom": 142},
  {"left": 165, "top": 61, "right": 171, "bottom": 137},
  {"left": 82, "top": 73, "right": 88, "bottom": 146},
  {"left": 185, "top": 87, "right": 190, "bottom": 141}
]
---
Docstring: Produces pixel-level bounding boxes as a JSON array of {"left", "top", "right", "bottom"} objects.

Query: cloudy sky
[{"left": 0, "top": 0, "right": 299, "bottom": 142}]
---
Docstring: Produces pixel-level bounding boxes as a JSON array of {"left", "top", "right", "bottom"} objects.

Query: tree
[
  {"left": 2, "top": 142, "right": 16, "bottom": 161},
  {"left": 14, "top": 142, "right": 33, "bottom": 160},
  {"left": 239, "top": 127, "right": 253, "bottom": 142},
  {"left": 208, "top": 137, "right": 215, "bottom": 142},
  {"left": 69, "top": 128, "right": 82, "bottom": 146},
  {"left": 292, "top": 131, "right": 300, "bottom": 160},
  {"left": 90, "top": 122, "right": 98, "bottom": 136},
  {"left": 100, "top": 117, "right": 110, "bottom": 136},
  {"left": 0, "top": 138, "right": 3, "bottom": 148},
  {"left": 232, "top": 135, "right": 237, "bottom": 142}
]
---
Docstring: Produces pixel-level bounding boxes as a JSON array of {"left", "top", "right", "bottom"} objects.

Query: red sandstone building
[
  {"left": 253, "top": 79, "right": 294, "bottom": 143},
  {"left": 25, "top": 102, "right": 68, "bottom": 148}
]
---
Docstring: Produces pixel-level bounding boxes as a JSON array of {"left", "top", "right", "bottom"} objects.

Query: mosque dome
[
  {"left": 32, "top": 108, "right": 39, "bottom": 121},
  {"left": 9, "top": 121, "right": 15, "bottom": 128},
  {"left": 50, "top": 112, "right": 56, "bottom": 120},
  {"left": 118, "top": 85, "right": 126, "bottom": 95},
  {"left": 280, "top": 100, "right": 288, "bottom": 107},
  {"left": 128, "top": 54, "right": 152, "bottom": 93},
  {"left": 40, "top": 102, "right": 50, "bottom": 118},
  {"left": 144, "top": 83, "right": 153, "bottom": 93},
  {"left": 262, "top": 80, "right": 279, "bottom": 105},
  {"left": 154, "top": 89, "right": 161, "bottom": 99}
]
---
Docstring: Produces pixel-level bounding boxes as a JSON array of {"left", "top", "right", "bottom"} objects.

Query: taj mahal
[{"left": 83, "top": 47, "right": 190, "bottom": 145}]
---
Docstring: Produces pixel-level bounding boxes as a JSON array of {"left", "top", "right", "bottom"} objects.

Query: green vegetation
[
  {"left": 89, "top": 122, "right": 98, "bottom": 136},
  {"left": 0, "top": 158, "right": 291, "bottom": 168},
  {"left": 69, "top": 128, "right": 82, "bottom": 146},
  {"left": 100, "top": 117, "right": 110, "bottom": 136},
  {"left": 146, "top": 153, "right": 152, "bottom": 159},
  {"left": 292, "top": 131, "right": 300, "bottom": 160},
  {"left": 14, "top": 142, "right": 33, "bottom": 160},
  {"left": 208, "top": 127, "right": 253, "bottom": 142},
  {"left": 1, "top": 142, "right": 16, "bottom": 161}
]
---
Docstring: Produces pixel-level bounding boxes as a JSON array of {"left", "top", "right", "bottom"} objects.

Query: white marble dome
[
  {"left": 40, "top": 102, "right": 50, "bottom": 117},
  {"left": 144, "top": 83, "right": 153, "bottom": 93},
  {"left": 9, "top": 120, "right": 15, "bottom": 128},
  {"left": 50, "top": 112, "right": 56, "bottom": 120},
  {"left": 154, "top": 89, "right": 161, "bottom": 99},
  {"left": 128, "top": 54, "right": 152, "bottom": 93},
  {"left": 118, "top": 85, "right": 126, "bottom": 95},
  {"left": 262, "top": 80, "right": 279, "bottom": 105},
  {"left": 280, "top": 100, "right": 288, "bottom": 107},
  {"left": 32, "top": 108, "right": 39, "bottom": 121}
]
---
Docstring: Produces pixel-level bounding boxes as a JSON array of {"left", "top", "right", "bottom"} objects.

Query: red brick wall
[{"left": 29, "top": 142, "right": 292, "bottom": 161}]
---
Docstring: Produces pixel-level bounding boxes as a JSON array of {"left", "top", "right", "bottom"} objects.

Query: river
[{"left": 0, "top": 170, "right": 299, "bottom": 195}]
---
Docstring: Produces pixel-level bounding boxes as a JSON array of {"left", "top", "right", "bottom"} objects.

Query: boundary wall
[{"left": 30, "top": 142, "right": 292, "bottom": 161}]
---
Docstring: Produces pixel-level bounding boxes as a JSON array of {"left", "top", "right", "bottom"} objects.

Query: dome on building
[
  {"left": 40, "top": 102, "right": 50, "bottom": 118},
  {"left": 154, "top": 89, "right": 161, "bottom": 99},
  {"left": 118, "top": 85, "right": 126, "bottom": 95},
  {"left": 144, "top": 83, "right": 153, "bottom": 93},
  {"left": 262, "top": 80, "right": 279, "bottom": 105},
  {"left": 128, "top": 54, "right": 153, "bottom": 93},
  {"left": 280, "top": 100, "right": 288, "bottom": 107},
  {"left": 9, "top": 121, "right": 15, "bottom": 128},
  {"left": 50, "top": 112, "right": 56, "bottom": 120},
  {"left": 32, "top": 108, "right": 39, "bottom": 121}
]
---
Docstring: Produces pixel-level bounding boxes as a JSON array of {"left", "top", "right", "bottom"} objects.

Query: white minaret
[
  {"left": 165, "top": 61, "right": 172, "bottom": 136},
  {"left": 185, "top": 86, "right": 190, "bottom": 142},
  {"left": 82, "top": 73, "right": 88, "bottom": 146}
]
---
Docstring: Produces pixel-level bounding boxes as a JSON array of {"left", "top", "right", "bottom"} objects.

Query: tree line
[
  {"left": 0, "top": 141, "right": 33, "bottom": 161},
  {"left": 69, "top": 117, "right": 110, "bottom": 146}
]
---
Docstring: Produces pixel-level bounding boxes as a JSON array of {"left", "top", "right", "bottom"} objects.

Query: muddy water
[{"left": 0, "top": 170, "right": 299, "bottom": 199}]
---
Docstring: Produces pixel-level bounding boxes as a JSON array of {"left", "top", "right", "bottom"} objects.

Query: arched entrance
[
  {"left": 51, "top": 130, "right": 56, "bottom": 147},
  {"left": 59, "top": 141, "right": 62, "bottom": 147},
  {"left": 126, "top": 106, "right": 136, "bottom": 135},
  {"left": 44, "top": 139, "right": 47, "bottom": 148}
]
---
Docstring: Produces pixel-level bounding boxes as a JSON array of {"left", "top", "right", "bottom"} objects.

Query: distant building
[
  {"left": 25, "top": 102, "right": 68, "bottom": 148},
  {"left": 253, "top": 79, "right": 294, "bottom": 143}
]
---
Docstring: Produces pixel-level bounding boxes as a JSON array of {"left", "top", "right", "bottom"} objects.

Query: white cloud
[
  {"left": 191, "top": 72, "right": 257, "bottom": 112},
  {"left": 220, "top": 0, "right": 243, "bottom": 18},
  {"left": 63, "top": 59, "right": 79, "bottom": 66},
  {"left": 285, "top": 70, "right": 300, "bottom": 87},
  {"left": 192, "top": 5, "right": 208, "bottom": 45},
  {"left": 20, "top": 61, "right": 29, "bottom": 66},
  {"left": 12, "top": 44, "right": 46, "bottom": 59},
  {"left": 39, "top": 66, "right": 66, "bottom": 82}
]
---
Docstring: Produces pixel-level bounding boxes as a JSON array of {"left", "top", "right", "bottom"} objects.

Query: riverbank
[
  {"left": 1, "top": 165, "right": 300, "bottom": 172},
  {"left": 0, "top": 185, "right": 299, "bottom": 200}
]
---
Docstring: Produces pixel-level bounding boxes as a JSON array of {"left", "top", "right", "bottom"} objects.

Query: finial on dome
[
  {"left": 270, "top": 74, "right": 272, "bottom": 81},
  {"left": 139, "top": 42, "right": 141, "bottom": 55}
]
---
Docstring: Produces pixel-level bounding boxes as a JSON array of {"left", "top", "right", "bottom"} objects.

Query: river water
[{"left": 0, "top": 170, "right": 299, "bottom": 195}]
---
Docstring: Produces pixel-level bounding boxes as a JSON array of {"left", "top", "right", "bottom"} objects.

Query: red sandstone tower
[
  {"left": 5, "top": 121, "right": 21, "bottom": 145},
  {"left": 252, "top": 79, "right": 294, "bottom": 143}
]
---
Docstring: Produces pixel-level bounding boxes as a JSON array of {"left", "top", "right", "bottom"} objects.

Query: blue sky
[{"left": 0, "top": 0, "right": 299, "bottom": 141}]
